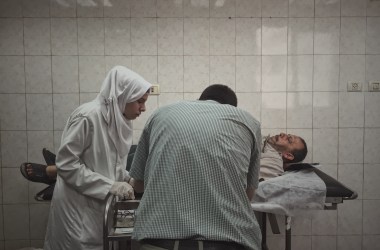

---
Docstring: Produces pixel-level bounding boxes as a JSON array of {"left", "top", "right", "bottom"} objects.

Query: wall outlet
[
  {"left": 347, "top": 82, "right": 362, "bottom": 92},
  {"left": 369, "top": 81, "right": 380, "bottom": 92},
  {"left": 150, "top": 84, "right": 160, "bottom": 95}
]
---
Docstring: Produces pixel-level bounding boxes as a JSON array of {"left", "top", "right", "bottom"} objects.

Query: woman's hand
[{"left": 110, "top": 181, "right": 135, "bottom": 200}]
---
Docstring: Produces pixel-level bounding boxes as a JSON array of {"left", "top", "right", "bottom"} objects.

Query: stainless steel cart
[{"left": 103, "top": 194, "right": 140, "bottom": 250}]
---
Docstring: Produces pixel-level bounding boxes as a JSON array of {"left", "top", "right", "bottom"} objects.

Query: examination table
[
  {"left": 252, "top": 163, "right": 358, "bottom": 250},
  {"left": 103, "top": 155, "right": 357, "bottom": 250},
  {"left": 104, "top": 195, "right": 140, "bottom": 250}
]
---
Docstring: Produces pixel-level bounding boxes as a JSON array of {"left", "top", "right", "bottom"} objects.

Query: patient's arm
[
  {"left": 129, "top": 178, "right": 144, "bottom": 193},
  {"left": 246, "top": 187, "right": 256, "bottom": 201}
]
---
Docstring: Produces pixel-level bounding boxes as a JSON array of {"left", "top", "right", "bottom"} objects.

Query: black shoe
[
  {"left": 34, "top": 184, "right": 55, "bottom": 201},
  {"left": 20, "top": 162, "right": 56, "bottom": 185},
  {"left": 42, "top": 148, "right": 56, "bottom": 166}
]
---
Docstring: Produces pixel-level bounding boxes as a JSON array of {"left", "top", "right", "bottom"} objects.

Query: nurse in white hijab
[{"left": 44, "top": 66, "right": 152, "bottom": 250}]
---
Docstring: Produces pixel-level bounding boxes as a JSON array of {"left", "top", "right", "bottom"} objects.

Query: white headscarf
[{"left": 97, "top": 66, "right": 152, "bottom": 157}]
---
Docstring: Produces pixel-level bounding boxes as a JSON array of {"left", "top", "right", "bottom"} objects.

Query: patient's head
[
  {"left": 268, "top": 133, "right": 308, "bottom": 164},
  {"left": 199, "top": 84, "right": 238, "bottom": 107}
]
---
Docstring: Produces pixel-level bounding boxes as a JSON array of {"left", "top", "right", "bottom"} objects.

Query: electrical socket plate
[
  {"left": 150, "top": 84, "right": 160, "bottom": 95},
  {"left": 369, "top": 81, "right": 380, "bottom": 92},
  {"left": 347, "top": 82, "right": 362, "bottom": 92}
]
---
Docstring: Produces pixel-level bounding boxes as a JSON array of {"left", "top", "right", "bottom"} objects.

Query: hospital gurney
[
  {"left": 103, "top": 145, "right": 140, "bottom": 250},
  {"left": 103, "top": 194, "right": 140, "bottom": 250},
  {"left": 252, "top": 163, "right": 358, "bottom": 250}
]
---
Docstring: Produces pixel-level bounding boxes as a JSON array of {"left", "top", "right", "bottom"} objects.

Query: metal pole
[{"left": 285, "top": 216, "right": 291, "bottom": 250}]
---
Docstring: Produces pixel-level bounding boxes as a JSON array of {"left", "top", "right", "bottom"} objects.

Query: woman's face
[{"left": 123, "top": 93, "right": 149, "bottom": 120}]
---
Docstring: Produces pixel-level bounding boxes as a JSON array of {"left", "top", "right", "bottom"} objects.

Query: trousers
[{"left": 140, "top": 239, "right": 245, "bottom": 250}]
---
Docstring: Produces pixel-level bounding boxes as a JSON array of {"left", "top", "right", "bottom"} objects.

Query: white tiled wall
[{"left": 0, "top": 0, "right": 379, "bottom": 249}]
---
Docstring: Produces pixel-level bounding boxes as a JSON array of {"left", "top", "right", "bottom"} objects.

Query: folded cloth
[{"left": 252, "top": 168, "right": 326, "bottom": 216}]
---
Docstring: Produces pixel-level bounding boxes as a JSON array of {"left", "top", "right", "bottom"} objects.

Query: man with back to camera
[{"left": 129, "top": 84, "right": 262, "bottom": 250}]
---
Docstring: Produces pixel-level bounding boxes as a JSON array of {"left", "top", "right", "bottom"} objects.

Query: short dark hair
[
  {"left": 289, "top": 137, "right": 308, "bottom": 163},
  {"left": 199, "top": 84, "right": 237, "bottom": 107}
]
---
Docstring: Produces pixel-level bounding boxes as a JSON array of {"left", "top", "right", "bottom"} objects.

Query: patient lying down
[
  {"left": 259, "top": 133, "right": 308, "bottom": 181},
  {"left": 253, "top": 134, "right": 328, "bottom": 216},
  {"left": 20, "top": 132, "right": 308, "bottom": 201}
]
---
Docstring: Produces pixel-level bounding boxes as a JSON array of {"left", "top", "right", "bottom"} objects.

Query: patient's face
[{"left": 268, "top": 133, "right": 304, "bottom": 154}]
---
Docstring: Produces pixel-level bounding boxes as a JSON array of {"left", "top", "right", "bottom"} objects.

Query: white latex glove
[{"left": 110, "top": 182, "right": 135, "bottom": 200}]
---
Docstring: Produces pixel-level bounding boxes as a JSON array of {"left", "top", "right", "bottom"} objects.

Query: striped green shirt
[{"left": 130, "top": 100, "right": 262, "bottom": 250}]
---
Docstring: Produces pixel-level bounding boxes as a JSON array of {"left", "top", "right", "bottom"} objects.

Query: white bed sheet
[{"left": 251, "top": 169, "right": 327, "bottom": 216}]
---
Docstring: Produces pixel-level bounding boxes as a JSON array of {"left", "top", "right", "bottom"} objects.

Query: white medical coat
[{"left": 44, "top": 101, "right": 129, "bottom": 250}]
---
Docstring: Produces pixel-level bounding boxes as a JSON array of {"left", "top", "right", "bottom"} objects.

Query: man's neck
[{"left": 267, "top": 141, "right": 281, "bottom": 154}]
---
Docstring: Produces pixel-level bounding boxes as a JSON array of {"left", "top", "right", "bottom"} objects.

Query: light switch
[
  {"left": 150, "top": 84, "right": 160, "bottom": 95},
  {"left": 369, "top": 81, "right": 380, "bottom": 92}
]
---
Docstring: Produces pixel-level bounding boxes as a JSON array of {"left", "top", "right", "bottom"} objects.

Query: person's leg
[
  {"left": 43, "top": 148, "right": 57, "bottom": 178},
  {"left": 25, "top": 164, "right": 57, "bottom": 179},
  {"left": 46, "top": 165, "right": 58, "bottom": 178},
  {"left": 19, "top": 148, "right": 58, "bottom": 201},
  {"left": 21, "top": 148, "right": 58, "bottom": 183},
  {"left": 20, "top": 162, "right": 56, "bottom": 185}
]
